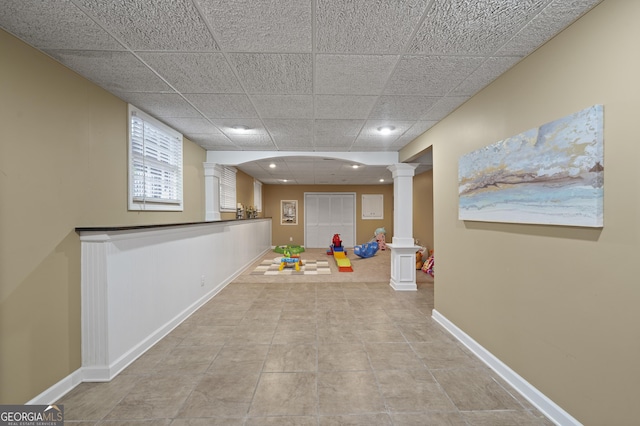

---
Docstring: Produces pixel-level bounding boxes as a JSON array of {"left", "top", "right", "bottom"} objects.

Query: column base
[{"left": 387, "top": 244, "right": 420, "bottom": 291}]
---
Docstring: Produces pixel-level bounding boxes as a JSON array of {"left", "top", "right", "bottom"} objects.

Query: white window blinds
[
  {"left": 253, "top": 180, "right": 263, "bottom": 212},
  {"left": 128, "top": 105, "right": 183, "bottom": 211},
  {"left": 219, "top": 166, "right": 237, "bottom": 211}
]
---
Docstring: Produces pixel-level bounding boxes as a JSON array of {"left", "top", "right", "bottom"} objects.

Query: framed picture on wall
[{"left": 281, "top": 200, "right": 298, "bottom": 225}]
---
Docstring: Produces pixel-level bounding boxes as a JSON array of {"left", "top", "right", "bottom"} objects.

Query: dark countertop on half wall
[{"left": 75, "top": 217, "right": 271, "bottom": 233}]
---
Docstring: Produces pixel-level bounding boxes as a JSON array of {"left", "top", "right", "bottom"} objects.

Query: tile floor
[{"left": 59, "top": 279, "right": 553, "bottom": 425}]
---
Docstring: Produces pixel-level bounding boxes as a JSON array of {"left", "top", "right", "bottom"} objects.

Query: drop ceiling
[{"left": 0, "top": 0, "right": 601, "bottom": 184}]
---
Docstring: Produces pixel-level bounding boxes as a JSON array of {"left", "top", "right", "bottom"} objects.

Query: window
[
  {"left": 219, "top": 166, "right": 237, "bottom": 211},
  {"left": 253, "top": 179, "right": 263, "bottom": 212},
  {"left": 128, "top": 105, "right": 183, "bottom": 211}
]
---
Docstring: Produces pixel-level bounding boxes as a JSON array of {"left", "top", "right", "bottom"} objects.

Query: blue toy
[{"left": 353, "top": 241, "right": 379, "bottom": 258}]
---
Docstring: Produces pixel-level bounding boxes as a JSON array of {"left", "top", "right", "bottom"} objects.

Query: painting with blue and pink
[{"left": 458, "top": 105, "right": 603, "bottom": 227}]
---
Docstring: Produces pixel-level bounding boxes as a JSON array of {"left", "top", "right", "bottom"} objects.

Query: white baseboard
[
  {"left": 431, "top": 309, "right": 582, "bottom": 426},
  {"left": 27, "top": 369, "right": 84, "bottom": 405}
]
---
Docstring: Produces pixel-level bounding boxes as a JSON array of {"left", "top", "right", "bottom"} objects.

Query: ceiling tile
[
  {"left": 251, "top": 95, "right": 314, "bottom": 119},
  {"left": 368, "top": 96, "right": 441, "bottom": 120},
  {"left": 392, "top": 121, "right": 438, "bottom": 146},
  {"left": 314, "top": 120, "right": 362, "bottom": 147},
  {"left": 161, "top": 117, "right": 222, "bottom": 135},
  {"left": 208, "top": 118, "right": 268, "bottom": 136},
  {"left": 497, "top": 0, "right": 602, "bottom": 56},
  {"left": 409, "top": 0, "right": 547, "bottom": 55},
  {"left": 229, "top": 53, "right": 312, "bottom": 94},
  {"left": 226, "top": 134, "right": 277, "bottom": 150},
  {"left": 264, "top": 119, "right": 314, "bottom": 138},
  {"left": 197, "top": 0, "right": 312, "bottom": 52},
  {"left": 186, "top": 94, "right": 258, "bottom": 119},
  {"left": 315, "top": 95, "right": 378, "bottom": 120},
  {"left": 450, "top": 56, "right": 522, "bottom": 96},
  {"left": 359, "top": 120, "right": 415, "bottom": 137},
  {"left": 385, "top": 55, "right": 485, "bottom": 96},
  {"left": 421, "top": 96, "right": 469, "bottom": 121},
  {"left": 112, "top": 92, "right": 202, "bottom": 118},
  {"left": 137, "top": 52, "right": 242, "bottom": 93},
  {"left": 44, "top": 50, "right": 172, "bottom": 92},
  {"left": 188, "top": 133, "right": 238, "bottom": 149},
  {"left": 76, "top": 0, "right": 218, "bottom": 51},
  {"left": 315, "top": 54, "right": 398, "bottom": 95},
  {"left": 0, "top": 0, "right": 123, "bottom": 50},
  {"left": 316, "top": 0, "right": 430, "bottom": 53}
]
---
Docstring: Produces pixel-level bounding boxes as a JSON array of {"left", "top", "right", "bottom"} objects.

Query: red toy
[{"left": 327, "top": 234, "right": 346, "bottom": 255}]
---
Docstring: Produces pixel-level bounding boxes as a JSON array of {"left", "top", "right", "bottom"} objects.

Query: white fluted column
[
  {"left": 204, "top": 163, "right": 223, "bottom": 221},
  {"left": 387, "top": 163, "right": 419, "bottom": 291}
]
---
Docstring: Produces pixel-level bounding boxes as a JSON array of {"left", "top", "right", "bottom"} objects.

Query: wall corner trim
[{"left": 431, "top": 309, "right": 583, "bottom": 426}]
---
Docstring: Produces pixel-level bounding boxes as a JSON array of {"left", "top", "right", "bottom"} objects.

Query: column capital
[
  {"left": 387, "top": 163, "right": 417, "bottom": 178},
  {"left": 203, "top": 162, "right": 225, "bottom": 177}
]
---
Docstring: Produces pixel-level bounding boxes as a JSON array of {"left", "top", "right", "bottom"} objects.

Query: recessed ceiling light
[
  {"left": 231, "top": 125, "right": 250, "bottom": 132},
  {"left": 379, "top": 178, "right": 385, "bottom": 182},
  {"left": 352, "top": 164, "right": 359, "bottom": 169},
  {"left": 377, "top": 126, "right": 395, "bottom": 135},
  {"left": 269, "top": 163, "right": 276, "bottom": 168}
]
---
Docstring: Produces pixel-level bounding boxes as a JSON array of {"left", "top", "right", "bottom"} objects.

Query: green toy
[{"left": 273, "top": 245, "right": 305, "bottom": 255}]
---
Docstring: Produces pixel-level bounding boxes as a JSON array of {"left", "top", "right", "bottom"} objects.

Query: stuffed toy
[
  {"left": 374, "top": 227, "right": 387, "bottom": 250},
  {"left": 422, "top": 250, "right": 434, "bottom": 277},
  {"left": 416, "top": 251, "right": 424, "bottom": 270}
]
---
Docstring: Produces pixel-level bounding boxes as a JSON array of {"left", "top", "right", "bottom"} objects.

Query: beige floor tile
[
  {"left": 316, "top": 298, "right": 352, "bottom": 310},
  {"left": 207, "top": 344, "right": 270, "bottom": 373},
  {"left": 411, "top": 339, "right": 484, "bottom": 370},
  {"left": 365, "top": 342, "right": 426, "bottom": 370},
  {"left": 318, "top": 413, "right": 393, "bottom": 425},
  {"left": 376, "top": 369, "right": 458, "bottom": 412},
  {"left": 432, "top": 368, "right": 523, "bottom": 411},
  {"left": 225, "top": 327, "right": 276, "bottom": 344},
  {"left": 103, "top": 374, "right": 198, "bottom": 420},
  {"left": 358, "top": 323, "right": 407, "bottom": 343},
  {"left": 278, "top": 310, "right": 317, "bottom": 323},
  {"left": 317, "top": 371, "right": 385, "bottom": 415},
  {"left": 178, "top": 325, "right": 237, "bottom": 346},
  {"left": 317, "top": 325, "right": 361, "bottom": 343},
  {"left": 461, "top": 409, "right": 553, "bottom": 425},
  {"left": 245, "top": 416, "right": 318, "bottom": 426},
  {"left": 58, "top": 375, "right": 139, "bottom": 421},
  {"left": 317, "top": 309, "right": 356, "bottom": 325},
  {"left": 98, "top": 420, "right": 171, "bottom": 425},
  {"left": 390, "top": 411, "right": 467, "bottom": 426},
  {"left": 169, "top": 418, "right": 243, "bottom": 425},
  {"left": 318, "top": 342, "right": 371, "bottom": 371},
  {"left": 263, "top": 343, "right": 317, "bottom": 372},
  {"left": 272, "top": 325, "right": 317, "bottom": 344},
  {"left": 396, "top": 322, "right": 448, "bottom": 342},
  {"left": 176, "top": 371, "right": 260, "bottom": 418},
  {"left": 155, "top": 344, "right": 222, "bottom": 375},
  {"left": 249, "top": 372, "right": 317, "bottom": 416}
]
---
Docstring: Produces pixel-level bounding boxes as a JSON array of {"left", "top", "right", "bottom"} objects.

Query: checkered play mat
[{"left": 250, "top": 257, "right": 331, "bottom": 275}]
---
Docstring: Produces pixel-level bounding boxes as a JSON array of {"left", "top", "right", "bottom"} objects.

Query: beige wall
[
  {"left": 264, "top": 184, "right": 394, "bottom": 248},
  {"left": 0, "top": 30, "right": 206, "bottom": 403},
  {"left": 400, "top": 1, "right": 639, "bottom": 423},
  {"left": 413, "top": 169, "right": 434, "bottom": 251}
]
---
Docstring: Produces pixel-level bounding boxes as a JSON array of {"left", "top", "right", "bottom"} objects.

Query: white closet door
[{"left": 304, "top": 193, "right": 355, "bottom": 248}]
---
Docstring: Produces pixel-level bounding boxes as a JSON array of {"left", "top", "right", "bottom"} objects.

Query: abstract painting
[{"left": 458, "top": 105, "right": 604, "bottom": 227}]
